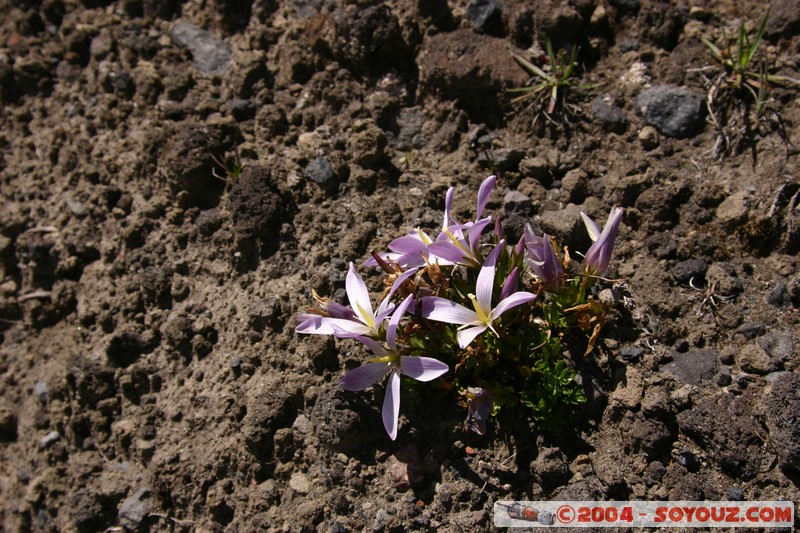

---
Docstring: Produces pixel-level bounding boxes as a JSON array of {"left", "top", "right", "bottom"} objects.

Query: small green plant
[
  {"left": 695, "top": 10, "right": 800, "bottom": 156},
  {"left": 211, "top": 149, "right": 242, "bottom": 187},
  {"left": 509, "top": 38, "right": 588, "bottom": 125}
]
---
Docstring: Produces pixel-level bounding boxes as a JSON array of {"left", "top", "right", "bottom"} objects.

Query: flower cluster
[{"left": 296, "top": 176, "right": 623, "bottom": 440}]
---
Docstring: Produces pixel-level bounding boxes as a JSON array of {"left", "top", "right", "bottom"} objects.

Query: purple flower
[
  {"left": 581, "top": 207, "right": 623, "bottom": 275},
  {"left": 340, "top": 295, "right": 449, "bottom": 440},
  {"left": 524, "top": 224, "right": 564, "bottom": 289},
  {"left": 465, "top": 387, "right": 493, "bottom": 435},
  {"left": 421, "top": 240, "right": 537, "bottom": 348},
  {"left": 363, "top": 229, "right": 435, "bottom": 269},
  {"left": 426, "top": 217, "right": 493, "bottom": 267},
  {"left": 295, "top": 264, "right": 417, "bottom": 338}
]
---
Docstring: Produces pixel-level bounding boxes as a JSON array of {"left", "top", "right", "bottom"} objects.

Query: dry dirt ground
[{"left": 1, "top": 0, "right": 800, "bottom": 531}]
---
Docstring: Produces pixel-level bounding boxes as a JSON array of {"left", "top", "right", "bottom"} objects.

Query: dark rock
[
  {"left": 645, "top": 461, "right": 666, "bottom": 486},
  {"left": 591, "top": 94, "right": 628, "bottom": 133},
  {"left": 678, "top": 392, "right": 763, "bottom": 480},
  {"left": 662, "top": 349, "right": 716, "bottom": 385},
  {"left": 763, "top": 372, "right": 800, "bottom": 474},
  {"left": 619, "top": 346, "right": 645, "bottom": 362},
  {"left": 503, "top": 191, "right": 533, "bottom": 216},
  {"left": 715, "top": 368, "right": 732, "bottom": 386},
  {"left": 119, "top": 487, "right": 151, "bottom": 531},
  {"left": 466, "top": 0, "right": 505, "bottom": 35},
  {"left": 727, "top": 486, "right": 745, "bottom": 501},
  {"left": 170, "top": 22, "right": 231, "bottom": 76},
  {"left": 757, "top": 331, "right": 793, "bottom": 368},
  {"left": 669, "top": 258, "right": 707, "bottom": 284},
  {"left": 390, "top": 106, "right": 428, "bottom": 151},
  {"left": 767, "top": 282, "right": 789, "bottom": 308},
  {"left": 305, "top": 156, "right": 338, "bottom": 189},
  {"left": 478, "top": 147, "right": 525, "bottom": 172},
  {"left": 636, "top": 85, "right": 705, "bottom": 138},
  {"left": 536, "top": 204, "right": 588, "bottom": 251},
  {"left": 674, "top": 451, "right": 701, "bottom": 471},
  {"left": 735, "top": 322, "right": 765, "bottom": 340}
]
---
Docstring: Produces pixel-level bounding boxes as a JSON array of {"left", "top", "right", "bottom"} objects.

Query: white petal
[
  {"left": 400, "top": 356, "right": 449, "bottom": 382},
  {"left": 382, "top": 370, "right": 400, "bottom": 440},
  {"left": 421, "top": 297, "right": 478, "bottom": 325},
  {"left": 490, "top": 292, "right": 537, "bottom": 320},
  {"left": 580, "top": 212, "right": 601, "bottom": 242},
  {"left": 475, "top": 240, "right": 504, "bottom": 313},
  {"left": 457, "top": 325, "right": 488, "bottom": 349},
  {"left": 346, "top": 262, "right": 374, "bottom": 325}
]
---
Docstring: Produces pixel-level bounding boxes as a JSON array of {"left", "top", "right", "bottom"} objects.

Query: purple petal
[
  {"left": 500, "top": 267, "right": 520, "bottom": 301},
  {"left": 490, "top": 291, "right": 537, "bottom": 320},
  {"left": 457, "top": 325, "right": 488, "bottom": 349},
  {"left": 494, "top": 217, "right": 504, "bottom": 240},
  {"left": 374, "top": 299, "right": 397, "bottom": 327},
  {"left": 443, "top": 186, "right": 455, "bottom": 230},
  {"left": 387, "top": 294, "right": 414, "bottom": 351},
  {"left": 584, "top": 207, "right": 623, "bottom": 275},
  {"left": 382, "top": 370, "right": 400, "bottom": 440},
  {"left": 352, "top": 335, "right": 388, "bottom": 357},
  {"left": 400, "top": 356, "right": 449, "bottom": 382},
  {"left": 427, "top": 241, "right": 470, "bottom": 265},
  {"left": 346, "top": 263, "right": 374, "bottom": 325},
  {"left": 468, "top": 217, "right": 493, "bottom": 253},
  {"left": 389, "top": 234, "right": 429, "bottom": 254},
  {"left": 476, "top": 175, "right": 496, "bottom": 219},
  {"left": 324, "top": 301, "right": 357, "bottom": 320},
  {"left": 421, "top": 297, "right": 479, "bottom": 325},
  {"left": 475, "top": 239, "right": 504, "bottom": 312},
  {"left": 388, "top": 268, "right": 419, "bottom": 299},
  {"left": 340, "top": 362, "right": 391, "bottom": 391}
]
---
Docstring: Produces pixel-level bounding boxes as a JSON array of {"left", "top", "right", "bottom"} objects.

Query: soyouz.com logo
[{"left": 493, "top": 501, "right": 795, "bottom": 528}]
